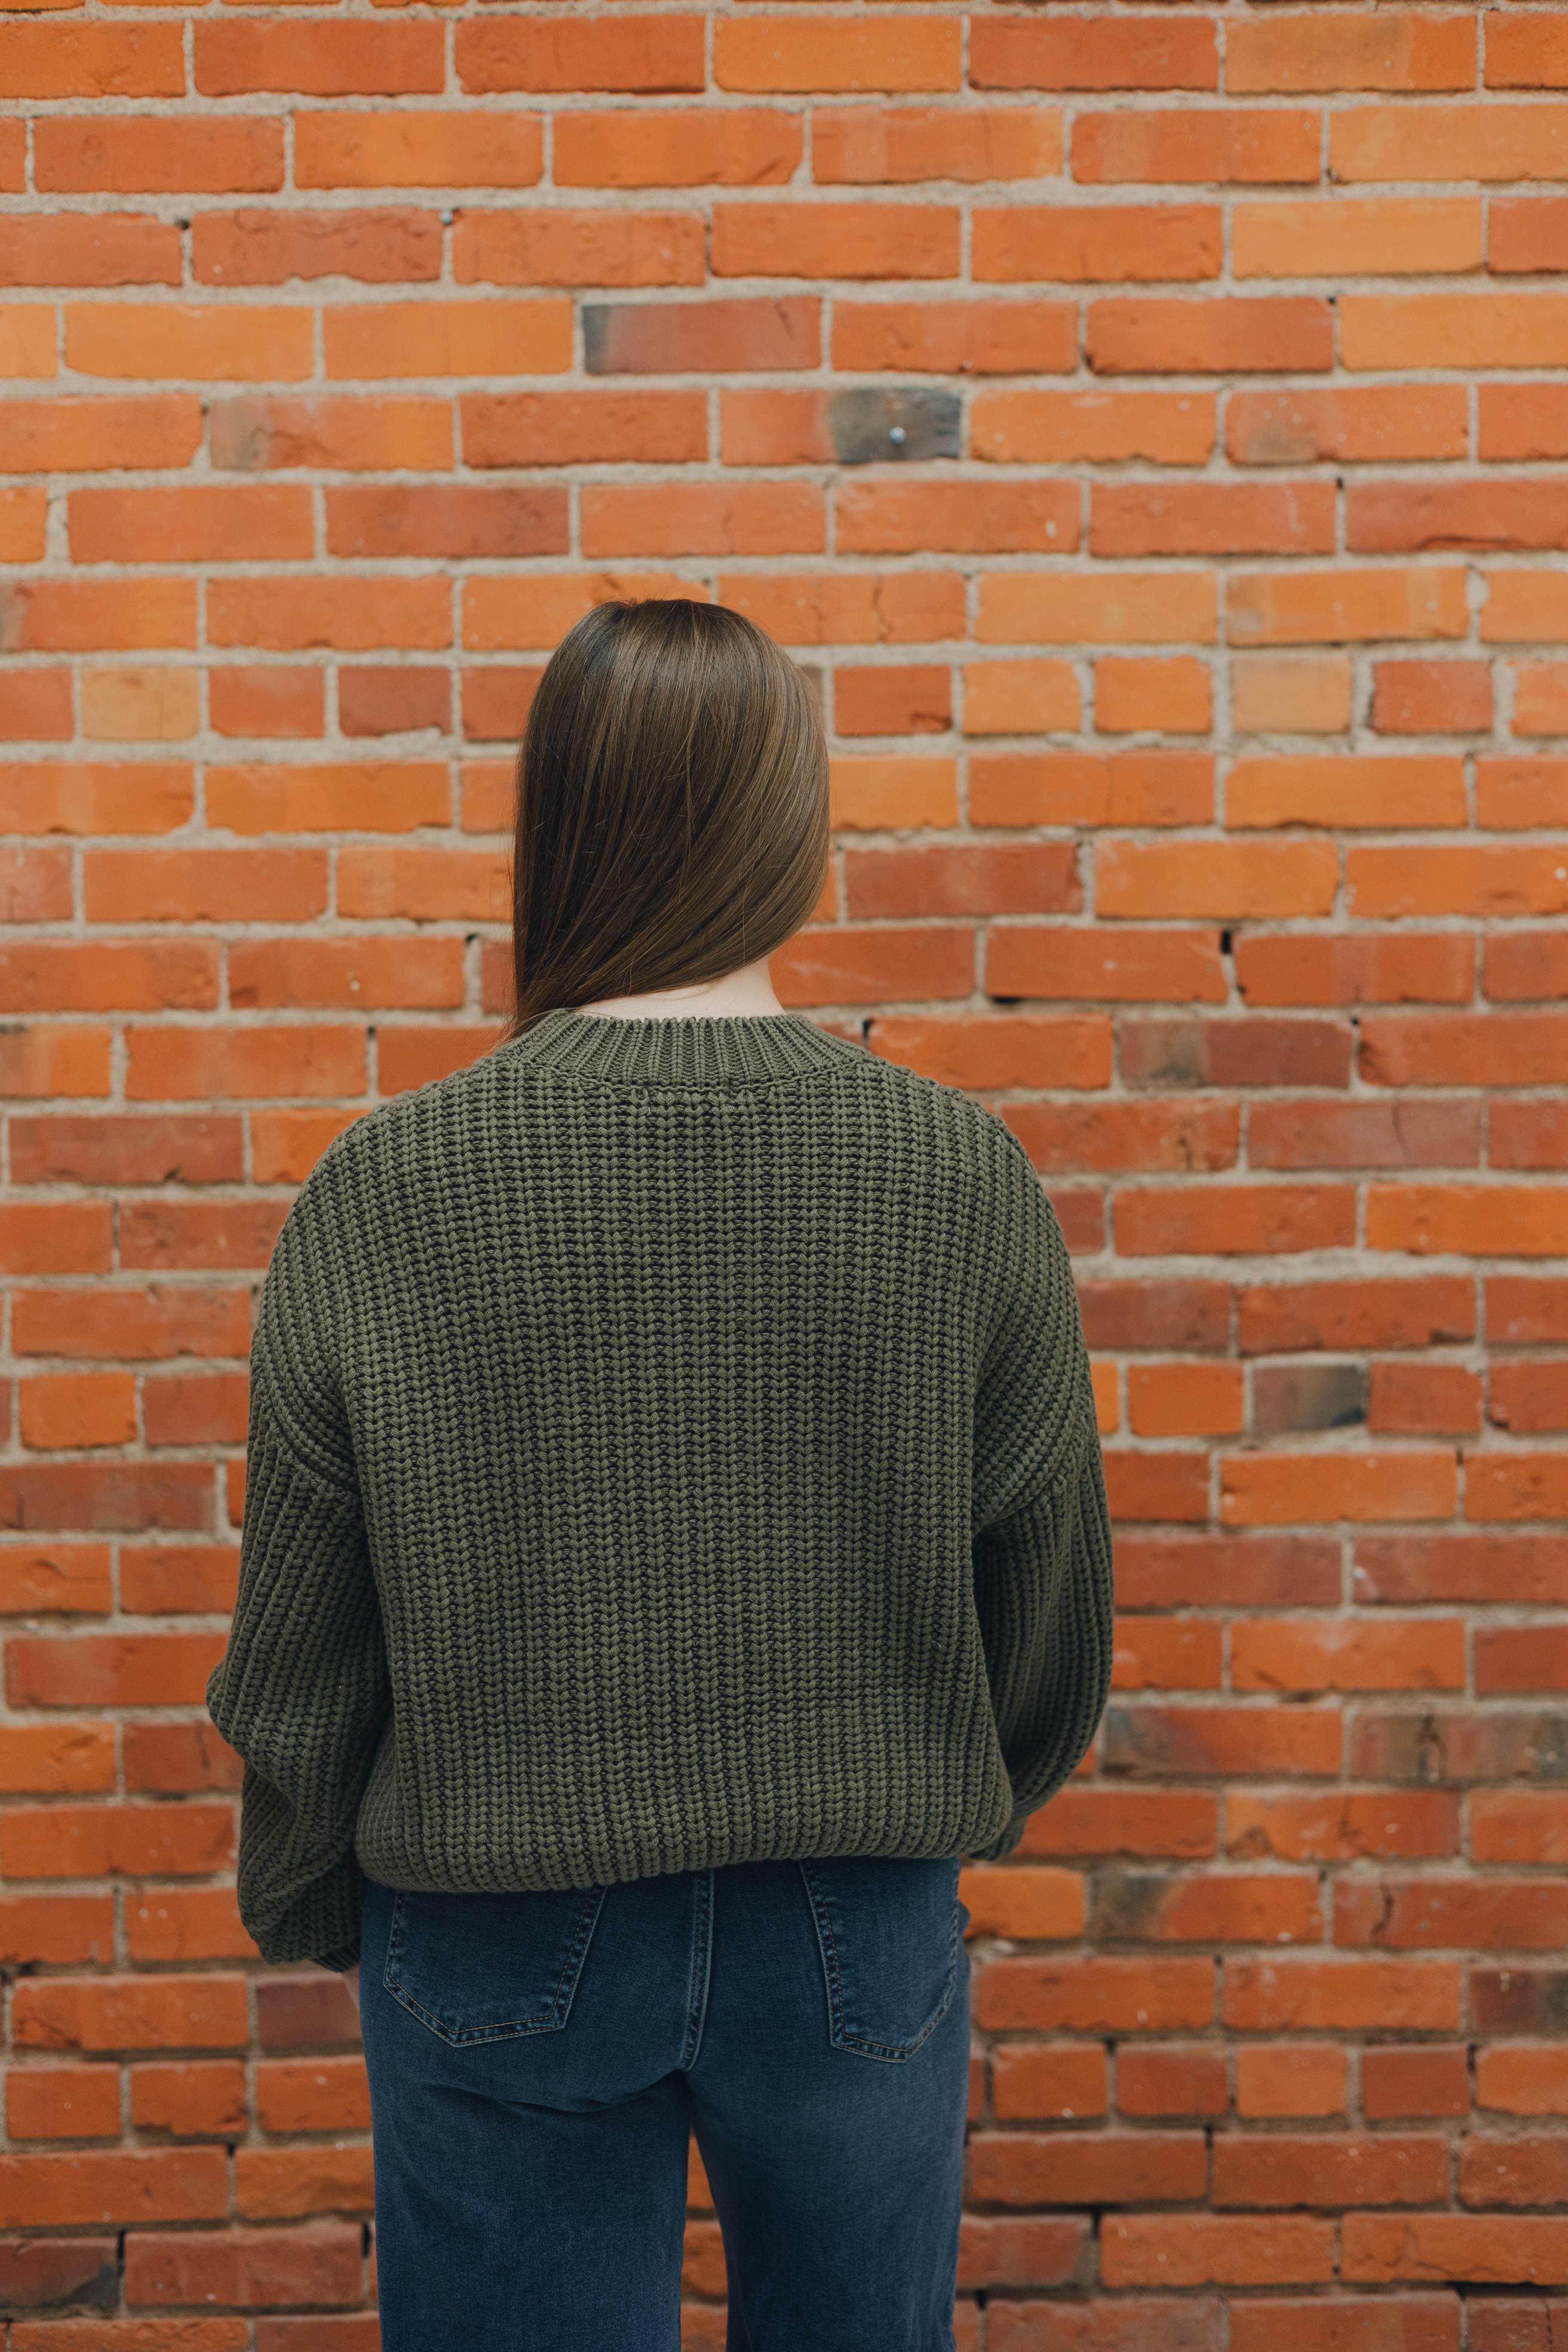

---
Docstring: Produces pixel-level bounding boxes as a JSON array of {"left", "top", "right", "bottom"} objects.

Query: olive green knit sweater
[{"left": 205, "top": 1005, "right": 1114, "bottom": 1974}]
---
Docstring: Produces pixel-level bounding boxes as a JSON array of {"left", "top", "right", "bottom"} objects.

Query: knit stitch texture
[{"left": 205, "top": 1007, "right": 1115, "bottom": 1972}]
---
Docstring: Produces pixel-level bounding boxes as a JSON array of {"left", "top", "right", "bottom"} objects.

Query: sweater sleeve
[
  {"left": 967, "top": 1128, "right": 1115, "bottom": 1863},
  {"left": 205, "top": 1179, "right": 390, "bottom": 1973}
]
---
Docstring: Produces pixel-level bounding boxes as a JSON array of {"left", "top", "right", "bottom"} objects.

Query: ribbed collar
[{"left": 504, "top": 1004, "right": 866, "bottom": 1087}]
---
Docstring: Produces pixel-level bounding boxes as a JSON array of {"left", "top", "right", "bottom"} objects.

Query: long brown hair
[{"left": 500, "top": 599, "right": 830, "bottom": 1044}]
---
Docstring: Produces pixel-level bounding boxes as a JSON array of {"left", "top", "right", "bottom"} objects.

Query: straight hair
[{"left": 500, "top": 599, "right": 830, "bottom": 1044}]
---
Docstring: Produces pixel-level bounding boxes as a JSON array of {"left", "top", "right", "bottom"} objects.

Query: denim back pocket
[
  {"left": 383, "top": 1883, "right": 607, "bottom": 2046},
  {"left": 798, "top": 1854, "right": 965, "bottom": 2064}
]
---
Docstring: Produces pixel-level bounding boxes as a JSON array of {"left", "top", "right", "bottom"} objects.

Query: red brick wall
[{"left": 4, "top": 2, "right": 1568, "bottom": 2341}]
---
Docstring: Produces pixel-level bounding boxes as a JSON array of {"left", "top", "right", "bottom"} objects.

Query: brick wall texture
[{"left": 4, "top": 0, "right": 1568, "bottom": 2341}]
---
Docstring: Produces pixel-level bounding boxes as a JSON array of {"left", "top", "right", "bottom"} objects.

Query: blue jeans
[{"left": 359, "top": 1854, "right": 971, "bottom": 2350}]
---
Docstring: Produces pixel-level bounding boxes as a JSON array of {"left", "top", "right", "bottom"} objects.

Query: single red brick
[
  {"left": 35, "top": 118, "right": 284, "bottom": 195},
  {"left": 1089, "top": 297, "right": 1334, "bottom": 375},
  {"left": 1234, "top": 2045, "right": 1348, "bottom": 2120},
  {"left": 193, "top": 208, "right": 441, "bottom": 287},
  {"left": 456, "top": 15, "right": 704, "bottom": 93},
  {"left": 1117, "top": 2044, "right": 1228, "bottom": 2119},
  {"left": 1074, "top": 108, "right": 1321, "bottom": 183},
  {"left": 835, "top": 665, "right": 951, "bottom": 737},
  {"left": 812, "top": 104, "right": 1061, "bottom": 186},
  {"left": 193, "top": 22, "right": 444, "bottom": 96},
  {"left": 337, "top": 668, "right": 450, "bottom": 739},
  {"left": 0, "top": 25, "right": 184, "bottom": 100},
  {"left": 0, "top": 215, "right": 181, "bottom": 288},
  {"left": 972, "top": 16, "right": 1217, "bottom": 92},
  {"left": 1363, "top": 2045, "right": 1472, "bottom": 2119}
]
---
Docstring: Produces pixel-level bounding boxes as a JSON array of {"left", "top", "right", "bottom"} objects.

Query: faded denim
[{"left": 359, "top": 1853, "right": 971, "bottom": 2351}]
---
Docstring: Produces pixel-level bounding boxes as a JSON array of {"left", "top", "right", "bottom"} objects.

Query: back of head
[{"left": 503, "top": 599, "right": 830, "bottom": 1041}]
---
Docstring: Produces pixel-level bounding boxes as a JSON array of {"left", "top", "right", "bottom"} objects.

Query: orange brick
[
  {"left": 1480, "top": 385, "right": 1568, "bottom": 462},
  {"left": 0, "top": 672, "right": 71, "bottom": 741},
  {"left": 712, "top": 202, "right": 959, "bottom": 280},
  {"left": 554, "top": 108, "right": 802, "bottom": 188},
  {"left": 979, "top": 572, "right": 1217, "bottom": 646},
  {"left": 1222, "top": 1452, "right": 1457, "bottom": 1527},
  {"left": 1367, "top": 1185, "right": 1568, "bottom": 1257},
  {"left": 0, "top": 307, "right": 56, "bottom": 380},
  {"left": 1491, "top": 196, "right": 1568, "bottom": 275},
  {"left": 580, "top": 482, "right": 822, "bottom": 558},
  {"left": 0, "top": 214, "right": 181, "bottom": 288},
  {"left": 35, "top": 117, "right": 284, "bottom": 194},
  {"left": 1227, "top": 755, "right": 1467, "bottom": 830},
  {"left": 0, "top": 487, "right": 48, "bottom": 560},
  {"left": 715, "top": 18, "right": 960, "bottom": 94},
  {"left": 193, "top": 206, "right": 441, "bottom": 286},
  {"left": 0, "top": 394, "right": 203, "bottom": 472},
  {"left": 962, "top": 660, "right": 1079, "bottom": 737},
  {"left": 70, "top": 488, "right": 312, "bottom": 565},
  {"left": 972, "top": 15, "right": 1216, "bottom": 92},
  {"left": 833, "top": 300, "right": 1075, "bottom": 376},
  {"left": 323, "top": 299, "right": 572, "bottom": 379},
  {"left": 1482, "top": 570, "right": 1568, "bottom": 644},
  {"left": 1228, "top": 567, "right": 1469, "bottom": 646},
  {"left": 1332, "top": 102, "right": 1568, "bottom": 183},
  {"left": 1093, "top": 481, "right": 1334, "bottom": 558},
  {"left": 1089, "top": 297, "right": 1333, "bottom": 376},
  {"left": 1074, "top": 109, "right": 1320, "bottom": 184},
  {"left": 959, "top": 1866, "right": 1085, "bottom": 1940},
  {"left": 838, "top": 480, "right": 1078, "bottom": 556},
  {"left": 81, "top": 669, "right": 200, "bottom": 744},
  {"left": 294, "top": 111, "right": 543, "bottom": 190},
  {"left": 1343, "top": 293, "right": 1568, "bottom": 371},
  {"left": 586, "top": 296, "right": 819, "bottom": 374},
  {"left": 827, "top": 759, "right": 958, "bottom": 832},
  {"left": 1372, "top": 660, "right": 1493, "bottom": 736},
  {"left": 208, "top": 576, "right": 450, "bottom": 652},
  {"left": 1348, "top": 847, "right": 1568, "bottom": 920},
  {"left": 719, "top": 571, "right": 965, "bottom": 646},
  {"left": 1233, "top": 195, "right": 1482, "bottom": 279},
  {"left": 835, "top": 664, "right": 950, "bottom": 737},
  {"left": 812, "top": 104, "right": 1061, "bottom": 184},
  {"left": 467, "top": 390, "right": 705, "bottom": 467},
  {"left": 209, "top": 666, "right": 325, "bottom": 740},
  {"left": 1127, "top": 1362, "right": 1244, "bottom": 1437},
  {"left": 453, "top": 209, "right": 703, "bottom": 289},
  {"left": 972, "top": 750, "right": 1213, "bottom": 829},
  {"left": 65, "top": 303, "right": 312, "bottom": 381},
  {"left": 0, "top": 25, "right": 184, "bottom": 98},
  {"left": 974, "top": 203, "right": 1220, "bottom": 285},
  {"left": 1103, "top": 2214, "right": 1335, "bottom": 2290},
  {"left": 1227, "top": 386, "right": 1468, "bottom": 466},
  {"left": 1235, "top": 2046, "right": 1348, "bottom": 2120},
  {"left": 1096, "top": 657, "right": 1212, "bottom": 735},
  {"left": 1229, "top": 13, "right": 1475, "bottom": 93},
  {"left": 0, "top": 580, "right": 198, "bottom": 652},
  {"left": 6, "top": 2062, "right": 122, "bottom": 2141},
  {"left": 1098, "top": 839, "right": 1337, "bottom": 919},
  {"left": 971, "top": 389, "right": 1214, "bottom": 466},
  {"left": 209, "top": 395, "right": 452, "bottom": 472},
  {"left": 193, "top": 21, "right": 444, "bottom": 94},
  {"left": 1232, "top": 1617, "right": 1465, "bottom": 1692},
  {"left": 454, "top": 15, "right": 704, "bottom": 93},
  {"left": 1513, "top": 668, "right": 1568, "bottom": 738},
  {"left": 1231, "top": 655, "right": 1353, "bottom": 735}
]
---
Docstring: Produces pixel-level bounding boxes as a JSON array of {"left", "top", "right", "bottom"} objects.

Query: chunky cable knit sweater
[{"left": 205, "top": 1005, "right": 1114, "bottom": 1973}]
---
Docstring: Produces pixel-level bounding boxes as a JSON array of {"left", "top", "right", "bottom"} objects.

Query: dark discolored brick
[
  {"left": 824, "top": 387, "right": 961, "bottom": 465},
  {"left": 1253, "top": 1362, "right": 1367, "bottom": 1435}
]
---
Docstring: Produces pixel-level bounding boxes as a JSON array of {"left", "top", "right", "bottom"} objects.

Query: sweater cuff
[{"left": 313, "top": 1942, "right": 363, "bottom": 1974}]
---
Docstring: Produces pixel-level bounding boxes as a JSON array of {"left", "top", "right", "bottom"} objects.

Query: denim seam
[
  {"left": 382, "top": 1884, "right": 607, "bottom": 2045},
  {"left": 681, "top": 1867, "right": 714, "bottom": 2070},
  {"left": 796, "top": 1859, "right": 962, "bottom": 2065}
]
